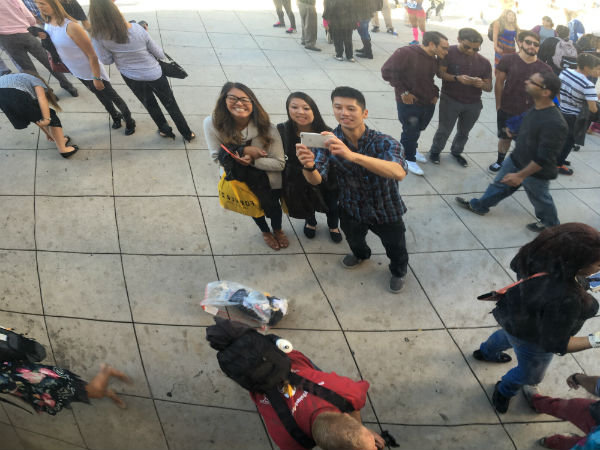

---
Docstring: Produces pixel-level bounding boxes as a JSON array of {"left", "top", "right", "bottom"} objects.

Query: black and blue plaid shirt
[{"left": 314, "top": 125, "right": 408, "bottom": 224}]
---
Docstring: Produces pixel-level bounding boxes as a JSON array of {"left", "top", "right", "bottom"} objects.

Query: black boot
[{"left": 357, "top": 39, "right": 373, "bottom": 59}]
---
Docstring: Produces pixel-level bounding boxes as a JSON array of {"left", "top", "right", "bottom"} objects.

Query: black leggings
[
  {"left": 79, "top": 79, "right": 132, "bottom": 123},
  {"left": 121, "top": 73, "right": 192, "bottom": 138},
  {"left": 253, "top": 189, "right": 283, "bottom": 233},
  {"left": 306, "top": 189, "right": 339, "bottom": 229},
  {"left": 329, "top": 24, "right": 353, "bottom": 58}
]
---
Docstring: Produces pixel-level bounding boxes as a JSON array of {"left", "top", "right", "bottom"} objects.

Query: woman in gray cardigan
[{"left": 89, "top": 0, "right": 194, "bottom": 142}]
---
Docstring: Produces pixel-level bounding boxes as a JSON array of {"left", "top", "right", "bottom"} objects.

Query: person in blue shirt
[{"left": 296, "top": 86, "right": 409, "bottom": 294}]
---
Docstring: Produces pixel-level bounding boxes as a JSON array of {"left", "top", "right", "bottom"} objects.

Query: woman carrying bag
[
  {"left": 277, "top": 92, "right": 342, "bottom": 243},
  {"left": 204, "top": 82, "right": 287, "bottom": 251},
  {"left": 473, "top": 223, "right": 600, "bottom": 414},
  {"left": 88, "top": 0, "right": 194, "bottom": 142},
  {"left": 0, "top": 72, "right": 79, "bottom": 157},
  {"left": 36, "top": 0, "right": 135, "bottom": 135}
]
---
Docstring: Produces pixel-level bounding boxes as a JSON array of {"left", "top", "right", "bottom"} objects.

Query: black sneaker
[
  {"left": 371, "top": 25, "right": 380, "bottom": 32},
  {"left": 389, "top": 276, "right": 405, "bottom": 294},
  {"left": 429, "top": 153, "right": 440, "bottom": 164},
  {"left": 455, "top": 197, "right": 486, "bottom": 216},
  {"left": 526, "top": 222, "right": 546, "bottom": 233},
  {"left": 341, "top": 254, "right": 363, "bottom": 269},
  {"left": 492, "top": 381, "right": 511, "bottom": 414},
  {"left": 489, "top": 162, "right": 502, "bottom": 172},
  {"left": 452, "top": 154, "right": 468, "bottom": 167}
]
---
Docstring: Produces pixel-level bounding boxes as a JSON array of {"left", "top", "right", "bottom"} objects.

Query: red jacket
[
  {"left": 381, "top": 45, "right": 440, "bottom": 104},
  {"left": 250, "top": 350, "right": 370, "bottom": 450}
]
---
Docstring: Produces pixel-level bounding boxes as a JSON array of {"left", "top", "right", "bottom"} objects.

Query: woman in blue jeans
[{"left": 474, "top": 223, "right": 600, "bottom": 413}]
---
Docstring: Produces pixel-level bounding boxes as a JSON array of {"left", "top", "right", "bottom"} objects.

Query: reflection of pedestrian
[
  {"left": 322, "top": 0, "right": 359, "bottom": 62},
  {"left": 371, "top": 0, "right": 396, "bottom": 35},
  {"left": 426, "top": 0, "right": 444, "bottom": 21},
  {"left": 524, "top": 372, "right": 600, "bottom": 449},
  {"left": 0, "top": 362, "right": 131, "bottom": 414},
  {"left": 456, "top": 70, "right": 565, "bottom": 233},
  {"left": 531, "top": 16, "right": 557, "bottom": 44},
  {"left": 469, "top": 223, "right": 600, "bottom": 414},
  {"left": 429, "top": 28, "right": 492, "bottom": 167},
  {"left": 492, "top": 9, "right": 519, "bottom": 67},
  {"left": 405, "top": 0, "right": 426, "bottom": 45},
  {"left": 272, "top": 0, "right": 297, "bottom": 33},
  {"left": 297, "top": 0, "right": 320, "bottom": 51}
]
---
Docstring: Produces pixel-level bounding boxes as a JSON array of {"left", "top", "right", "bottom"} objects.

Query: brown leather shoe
[
  {"left": 262, "top": 232, "right": 280, "bottom": 250},
  {"left": 273, "top": 230, "right": 289, "bottom": 248}
]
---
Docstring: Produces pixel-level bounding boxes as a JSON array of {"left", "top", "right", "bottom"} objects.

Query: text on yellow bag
[{"left": 218, "top": 173, "right": 264, "bottom": 218}]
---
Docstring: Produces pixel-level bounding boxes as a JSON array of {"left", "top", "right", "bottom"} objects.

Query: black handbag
[{"left": 158, "top": 52, "right": 188, "bottom": 79}]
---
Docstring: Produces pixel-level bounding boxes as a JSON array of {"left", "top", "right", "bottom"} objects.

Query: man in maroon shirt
[
  {"left": 490, "top": 30, "right": 552, "bottom": 172},
  {"left": 381, "top": 30, "right": 449, "bottom": 176},
  {"left": 428, "top": 28, "right": 492, "bottom": 167}
]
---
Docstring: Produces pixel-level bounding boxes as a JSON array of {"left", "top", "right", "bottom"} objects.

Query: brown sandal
[
  {"left": 273, "top": 230, "right": 289, "bottom": 248},
  {"left": 263, "top": 232, "right": 280, "bottom": 250}
]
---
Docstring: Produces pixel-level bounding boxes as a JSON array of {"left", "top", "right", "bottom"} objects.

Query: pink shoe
[{"left": 285, "top": 27, "right": 296, "bottom": 33}]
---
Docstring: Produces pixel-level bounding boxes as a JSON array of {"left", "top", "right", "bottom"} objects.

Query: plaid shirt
[
  {"left": 314, "top": 125, "right": 408, "bottom": 224},
  {"left": 21, "top": 0, "right": 42, "bottom": 21}
]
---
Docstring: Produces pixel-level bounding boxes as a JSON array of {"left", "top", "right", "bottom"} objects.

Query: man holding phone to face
[
  {"left": 296, "top": 86, "right": 409, "bottom": 294},
  {"left": 428, "top": 28, "right": 492, "bottom": 167}
]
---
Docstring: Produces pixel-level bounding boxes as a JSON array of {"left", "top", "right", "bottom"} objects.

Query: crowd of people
[{"left": 1, "top": 1, "right": 600, "bottom": 450}]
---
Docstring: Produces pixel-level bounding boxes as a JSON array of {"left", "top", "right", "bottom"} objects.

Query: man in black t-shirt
[{"left": 455, "top": 71, "right": 568, "bottom": 233}]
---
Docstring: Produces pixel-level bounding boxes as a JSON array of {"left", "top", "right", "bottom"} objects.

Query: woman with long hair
[
  {"left": 493, "top": 9, "right": 519, "bottom": 67},
  {"left": 204, "top": 82, "right": 287, "bottom": 251},
  {"left": 0, "top": 72, "right": 79, "bottom": 157},
  {"left": 36, "top": 0, "right": 135, "bottom": 135},
  {"left": 88, "top": 0, "right": 194, "bottom": 141},
  {"left": 473, "top": 223, "right": 600, "bottom": 414},
  {"left": 277, "top": 92, "right": 342, "bottom": 243}
]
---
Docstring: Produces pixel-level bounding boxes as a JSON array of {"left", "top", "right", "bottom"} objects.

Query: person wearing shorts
[{"left": 405, "top": 0, "right": 426, "bottom": 45}]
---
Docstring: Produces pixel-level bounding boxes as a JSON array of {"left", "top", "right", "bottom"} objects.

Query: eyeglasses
[
  {"left": 527, "top": 78, "right": 545, "bottom": 89},
  {"left": 523, "top": 39, "right": 540, "bottom": 47},
  {"left": 226, "top": 95, "right": 252, "bottom": 105},
  {"left": 462, "top": 43, "right": 481, "bottom": 52}
]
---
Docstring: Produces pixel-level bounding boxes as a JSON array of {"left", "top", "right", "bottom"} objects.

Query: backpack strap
[
  {"left": 477, "top": 272, "right": 548, "bottom": 301},
  {"left": 265, "top": 388, "right": 316, "bottom": 449},
  {"left": 288, "top": 372, "right": 355, "bottom": 413}
]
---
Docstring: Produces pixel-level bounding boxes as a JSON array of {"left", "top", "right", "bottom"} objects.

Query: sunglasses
[
  {"left": 462, "top": 43, "right": 481, "bottom": 52},
  {"left": 226, "top": 95, "right": 252, "bottom": 105},
  {"left": 527, "top": 79, "right": 545, "bottom": 89},
  {"left": 522, "top": 39, "right": 540, "bottom": 47}
]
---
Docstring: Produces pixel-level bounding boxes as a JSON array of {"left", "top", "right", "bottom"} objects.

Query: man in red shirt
[{"left": 206, "top": 318, "right": 385, "bottom": 450}]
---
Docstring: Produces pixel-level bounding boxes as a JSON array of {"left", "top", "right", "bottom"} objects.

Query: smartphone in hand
[{"left": 300, "top": 132, "right": 330, "bottom": 148}]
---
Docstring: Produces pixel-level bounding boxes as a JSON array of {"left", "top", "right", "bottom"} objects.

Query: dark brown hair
[
  {"left": 24, "top": 71, "right": 61, "bottom": 111},
  {"left": 37, "top": 0, "right": 72, "bottom": 26},
  {"left": 89, "top": 0, "right": 129, "bottom": 44},
  {"left": 212, "top": 82, "right": 273, "bottom": 149},
  {"left": 512, "top": 223, "right": 600, "bottom": 281}
]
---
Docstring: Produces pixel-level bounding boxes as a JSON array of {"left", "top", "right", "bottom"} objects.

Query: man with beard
[
  {"left": 456, "top": 71, "right": 567, "bottom": 233},
  {"left": 489, "top": 31, "right": 552, "bottom": 172}
]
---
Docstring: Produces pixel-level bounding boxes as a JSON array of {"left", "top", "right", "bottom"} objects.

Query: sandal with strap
[
  {"left": 262, "top": 232, "right": 280, "bottom": 251},
  {"left": 473, "top": 349, "right": 512, "bottom": 363},
  {"left": 273, "top": 230, "right": 289, "bottom": 248}
]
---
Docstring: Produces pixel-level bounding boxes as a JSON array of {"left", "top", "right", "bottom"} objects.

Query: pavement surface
[{"left": 1, "top": 2, "right": 600, "bottom": 449}]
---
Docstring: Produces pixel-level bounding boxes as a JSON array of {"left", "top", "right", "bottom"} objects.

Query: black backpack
[{"left": 0, "top": 327, "right": 46, "bottom": 363}]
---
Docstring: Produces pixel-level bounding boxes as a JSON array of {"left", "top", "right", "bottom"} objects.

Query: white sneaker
[
  {"left": 415, "top": 151, "right": 427, "bottom": 163},
  {"left": 407, "top": 161, "right": 424, "bottom": 176}
]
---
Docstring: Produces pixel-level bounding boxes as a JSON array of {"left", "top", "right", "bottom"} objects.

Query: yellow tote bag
[{"left": 218, "top": 174, "right": 264, "bottom": 218}]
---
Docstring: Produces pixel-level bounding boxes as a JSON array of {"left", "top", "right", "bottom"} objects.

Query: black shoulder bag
[{"left": 158, "top": 52, "right": 188, "bottom": 79}]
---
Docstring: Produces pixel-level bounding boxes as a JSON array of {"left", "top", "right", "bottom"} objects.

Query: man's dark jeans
[
  {"left": 469, "top": 155, "right": 559, "bottom": 227},
  {"left": 557, "top": 113, "right": 576, "bottom": 166},
  {"left": 396, "top": 102, "right": 436, "bottom": 162},
  {"left": 339, "top": 209, "right": 408, "bottom": 277}
]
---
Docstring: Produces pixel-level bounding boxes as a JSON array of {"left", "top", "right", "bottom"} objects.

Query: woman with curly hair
[
  {"left": 473, "top": 223, "right": 600, "bottom": 414},
  {"left": 204, "top": 82, "right": 287, "bottom": 251}
]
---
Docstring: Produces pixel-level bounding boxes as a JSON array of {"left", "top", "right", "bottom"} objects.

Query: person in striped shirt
[{"left": 556, "top": 53, "right": 600, "bottom": 175}]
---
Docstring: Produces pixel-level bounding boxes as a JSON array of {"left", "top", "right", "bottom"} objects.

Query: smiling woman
[{"left": 204, "top": 82, "right": 287, "bottom": 251}]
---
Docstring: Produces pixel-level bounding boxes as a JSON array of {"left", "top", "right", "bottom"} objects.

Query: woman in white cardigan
[{"left": 204, "top": 82, "right": 287, "bottom": 251}]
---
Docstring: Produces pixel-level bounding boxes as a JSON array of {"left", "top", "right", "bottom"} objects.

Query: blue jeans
[
  {"left": 469, "top": 155, "right": 559, "bottom": 227},
  {"left": 357, "top": 19, "right": 370, "bottom": 40},
  {"left": 480, "top": 329, "right": 554, "bottom": 397},
  {"left": 396, "top": 102, "right": 436, "bottom": 162}
]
